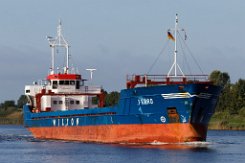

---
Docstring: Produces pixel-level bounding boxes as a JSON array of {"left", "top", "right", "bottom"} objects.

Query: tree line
[
  {"left": 209, "top": 70, "right": 245, "bottom": 115},
  {"left": 0, "top": 95, "right": 27, "bottom": 111}
]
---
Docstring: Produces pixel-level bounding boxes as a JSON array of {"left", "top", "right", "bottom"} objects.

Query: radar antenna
[{"left": 86, "top": 69, "right": 97, "bottom": 81}]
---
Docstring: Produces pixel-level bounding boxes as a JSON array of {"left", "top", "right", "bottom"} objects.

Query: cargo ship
[{"left": 23, "top": 15, "right": 222, "bottom": 143}]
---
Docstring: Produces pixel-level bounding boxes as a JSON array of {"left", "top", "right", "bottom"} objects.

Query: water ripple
[{"left": 0, "top": 134, "right": 38, "bottom": 142}]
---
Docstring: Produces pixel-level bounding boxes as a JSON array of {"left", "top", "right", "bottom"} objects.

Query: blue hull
[{"left": 24, "top": 84, "right": 221, "bottom": 129}]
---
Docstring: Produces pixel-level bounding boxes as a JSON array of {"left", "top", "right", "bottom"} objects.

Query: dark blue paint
[{"left": 24, "top": 83, "right": 222, "bottom": 128}]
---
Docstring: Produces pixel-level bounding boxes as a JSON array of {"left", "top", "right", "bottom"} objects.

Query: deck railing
[{"left": 126, "top": 74, "right": 210, "bottom": 88}]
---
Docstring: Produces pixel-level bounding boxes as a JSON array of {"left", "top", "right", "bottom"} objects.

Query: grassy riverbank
[
  {"left": 208, "top": 110, "right": 245, "bottom": 130},
  {"left": 0, "top": 108, "right": 23, "bottom": 125},
  {"left": 0, "top": 109, "right": 245, "bottom": 130}
]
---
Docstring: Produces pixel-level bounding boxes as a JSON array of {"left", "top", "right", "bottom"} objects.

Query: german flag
[{"left": 167, "top": 32, "right": 175, "bottom": 41}]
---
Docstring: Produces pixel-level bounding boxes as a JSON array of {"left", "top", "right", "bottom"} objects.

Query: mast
[
  {"left": 167, "top": 14, "right": 185, "bottom": 77},
  {"left": 47, "top": 20, "right": 70, "bottom": 74}
]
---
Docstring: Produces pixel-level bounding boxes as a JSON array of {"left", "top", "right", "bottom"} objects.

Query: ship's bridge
[
  {"left": 47, "top": 73, "right": 82, "bottom": 93},
  {"left": 46, "top": 73, "right": 101, "bottom": 94}
]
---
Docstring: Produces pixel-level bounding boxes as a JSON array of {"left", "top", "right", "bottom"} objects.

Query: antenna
[
  {"left": 167, "top": 14, "right": 185, "bottom": 77},
  {"left": 47, "top": 20, "right": 70, "bottom": 74},
  {"left": 86, "top": 69, "right": 97, "bottom": 81}
]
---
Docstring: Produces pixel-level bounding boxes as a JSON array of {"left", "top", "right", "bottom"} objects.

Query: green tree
[
  {"left": 105, "top": 91, "right": 120, "bottom": 106},
  {"left": 209, "top": 70, "right": 231, "bottom": 112},
  {"left": 0, "top": 100, "right": 16, "bottom": 110},
  {"left": 235, "top": 79, "right": 245, "bottom": 99},
  {"left": 232, "top": 79, "right": 245, "bottom": 112},
  {"left": 209, "top": 70, "right": 230, "bottom": 87},
  {"left": 210, "top": 70, "right": 245, "bottom": 114},
  {"left": 17, "top": 95, "right": 28, "bottom": 108}
]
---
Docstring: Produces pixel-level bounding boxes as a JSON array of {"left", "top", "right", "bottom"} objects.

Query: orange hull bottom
[{"left": 28, "top": 123, "right": 207, "bottom": 143}]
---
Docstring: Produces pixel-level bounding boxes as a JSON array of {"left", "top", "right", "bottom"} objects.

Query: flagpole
[
  {"left": 167, "top": 14, "right": 185, "bottom": 78},
  {"left": 174, "top": 14, "right": 178, "bottom": 77}
]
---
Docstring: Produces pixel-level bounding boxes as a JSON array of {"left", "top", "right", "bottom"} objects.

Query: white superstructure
[{"left": 25, "top": 21, "right": 104, "bottom": 112}]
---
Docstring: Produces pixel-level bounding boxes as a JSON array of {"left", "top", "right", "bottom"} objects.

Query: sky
[{"left": 0, "top": 0, "right": 244, "bottom": 103}]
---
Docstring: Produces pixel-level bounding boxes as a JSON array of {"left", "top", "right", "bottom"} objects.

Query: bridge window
[
  {"left": 52, "top": 81, "right": 58, "bottom": 89},
  {"left": 59, "top": 80, "right": 64, "bottom": 85},
  {"left": 76, "top": 81, "right": 80, "bottom": 89},
  {"left": 53, "top": 100, "right": 57, "bottom": 105},
  {"left": 64, "top": 80, "right": 69, "bottom": 85},
  {"left": 59, "top": 80, "right": 75, "bottom": 85},
  {"left": 70, "top": 100, "right": 74, "bottom": 105},
  {"left": 70, "top": 80, "right": 75, "bottom": 85}
]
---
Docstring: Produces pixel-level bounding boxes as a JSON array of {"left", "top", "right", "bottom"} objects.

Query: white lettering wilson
[{"left": 52, "top": 118, "right": 79, "bottom": 127}]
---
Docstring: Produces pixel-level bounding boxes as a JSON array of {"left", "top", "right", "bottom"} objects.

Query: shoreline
[
  {"left": 0, "top": 110, "right": 244, "bottom": 130},
  {"left": 208, "top": 124, "right": 245, "bottom": 131}
]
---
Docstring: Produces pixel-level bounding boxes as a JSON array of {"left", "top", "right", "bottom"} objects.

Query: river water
[{"left": 0, "top": 125, "right": 244, "bottom": 163}]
